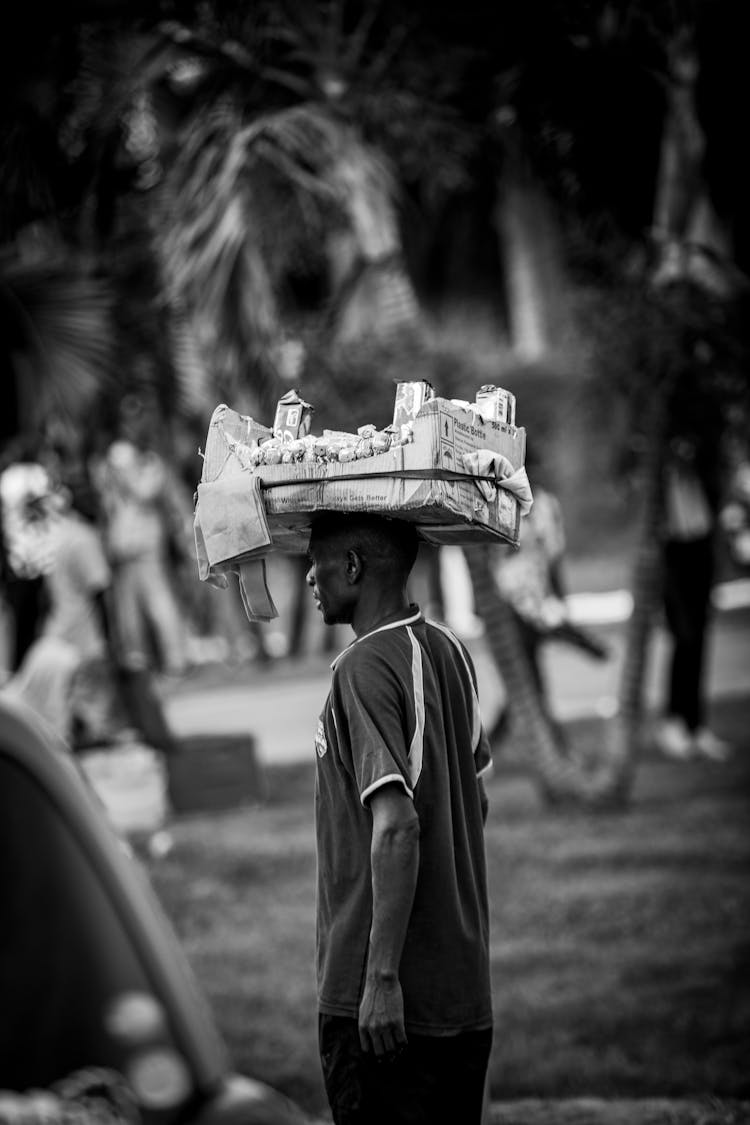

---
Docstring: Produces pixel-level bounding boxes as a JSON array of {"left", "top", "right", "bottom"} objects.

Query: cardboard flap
[
  {"left": 237, "top": 558, "right": 279, "bottom": 622},
  {"left": 196, "top": 474, "right": 272, "bottom": 569}
]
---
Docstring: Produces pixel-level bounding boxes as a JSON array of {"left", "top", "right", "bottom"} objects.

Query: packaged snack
[
  {"left": 372, "top": 432, "right": 391, "bottom": 454},
  {"left": 392, "top": 381, "right": 434, "bottom": 431},
  {"left": 273, "top": 389, "right": 314, "bottom": 440},
  {"left": 475, "top": 385, "right": 516, "bottom": 426},
  {"left": 301, "top": 435, "right": 317, "bottom": 463}
]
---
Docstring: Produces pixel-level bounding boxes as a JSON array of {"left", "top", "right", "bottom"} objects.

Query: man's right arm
[{"left": 358, "top": 782, "right": 420, "bottom": 1058}]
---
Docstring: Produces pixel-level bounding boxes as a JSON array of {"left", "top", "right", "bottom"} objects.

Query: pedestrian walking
[
  {"left": 306, "top": 511, "right": 493, "bottom": 1125},
  {"left": 653, "top": 432, "right": 730, "bottom": 760},
  {"left": 490, "top": 446, "right": 607, "bottom": 741},
  {"left": 92, "top": 429, "right": 190, "bottom": 679}
]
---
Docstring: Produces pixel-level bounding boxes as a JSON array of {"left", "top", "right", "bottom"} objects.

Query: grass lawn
[{"left": 145, "top": 694, "right": 750, "bottom": 1119}]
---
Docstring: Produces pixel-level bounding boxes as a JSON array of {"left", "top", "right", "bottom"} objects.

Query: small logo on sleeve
[{"left": 315, "top": 718, "right": 328, "bottom": 758}]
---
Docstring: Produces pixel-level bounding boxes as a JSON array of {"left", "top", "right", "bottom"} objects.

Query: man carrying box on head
[{"left": 306, "top": 511, "right": 493, "bottom": 1125}]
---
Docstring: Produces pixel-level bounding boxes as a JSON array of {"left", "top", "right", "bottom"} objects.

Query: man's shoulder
[
  {"left": 421, "top": 618, "right": 479, "bottom": 684},
  {"left": 332, "top": 621, "right": 415, "bottom": 683},
  {"left": 335, "top": 631, "right": 397, "bottom": 673},
  {"left": 422, "top": 617, "right": 469, "bottom": 655}
]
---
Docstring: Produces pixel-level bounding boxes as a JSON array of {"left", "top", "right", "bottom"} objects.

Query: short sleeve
[{"left": 332, "top": 648, "right": 413, "bottom": 806}]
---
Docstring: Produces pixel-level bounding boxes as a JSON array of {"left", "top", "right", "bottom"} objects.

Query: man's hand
[{"left": 358, "top": 971, "right": 407, "bottom": 1058}]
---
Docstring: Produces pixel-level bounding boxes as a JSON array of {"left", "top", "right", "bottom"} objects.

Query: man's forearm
[
  {"left": 358, "top": 788, "right": 420, "bottom": 1055},
  {"left": 367, "top": 814, "right": 420, "bottom": 980}
]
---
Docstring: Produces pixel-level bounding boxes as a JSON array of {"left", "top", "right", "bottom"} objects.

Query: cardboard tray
[{"left": 199, "top": 400, "right": 526, "bottom": 553}]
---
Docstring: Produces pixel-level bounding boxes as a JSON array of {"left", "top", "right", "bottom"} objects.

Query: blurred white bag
[{"left": 79, "top": 743, "right": 169, "bottom": 836}]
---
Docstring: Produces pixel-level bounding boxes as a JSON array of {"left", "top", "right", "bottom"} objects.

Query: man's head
[{"left": 306, "top": 512, "right": 419, "bottom": 628}]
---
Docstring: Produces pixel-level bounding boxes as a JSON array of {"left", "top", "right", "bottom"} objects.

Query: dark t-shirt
[{"left": 315, "top": 605, "right": 492, "bottom": 1035}]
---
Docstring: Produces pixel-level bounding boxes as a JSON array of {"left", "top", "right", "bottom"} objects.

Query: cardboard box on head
[{"left": 195, "top": 383, "right": 531, "bottom": 619}]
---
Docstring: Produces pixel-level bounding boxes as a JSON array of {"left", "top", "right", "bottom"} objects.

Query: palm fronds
[
  {"left": 163, "top": 299, "right": 216, "bottom": 419},
  {"left": 155, "top": 99, "right": 406, "bottom": 406},
  {"left": 0, "top": 257, "right": 116, "bottom": 432}
]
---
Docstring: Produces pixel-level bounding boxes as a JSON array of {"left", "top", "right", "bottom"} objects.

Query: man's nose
[{"left": 306, "top": 563, "right": 315, "bottom": 586}]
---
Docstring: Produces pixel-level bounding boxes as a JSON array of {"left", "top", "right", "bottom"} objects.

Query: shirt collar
[{"left": 330, "top": 604, "right": 423, "bottom": 670}]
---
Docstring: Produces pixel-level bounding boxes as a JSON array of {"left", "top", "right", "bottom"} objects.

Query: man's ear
[{"left": 346, "top": 548, "right": 363, "bottom": 585}]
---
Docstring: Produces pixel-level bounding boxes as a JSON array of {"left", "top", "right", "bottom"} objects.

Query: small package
[
  {"left": 475, "top": 385, "right": 516, "bottom": 426},
  {"left": 392, "top": 380, "right": 434, "bottom": 431},
  {"left": 273, "top": 389, "right": 314, "bottom": 441}
]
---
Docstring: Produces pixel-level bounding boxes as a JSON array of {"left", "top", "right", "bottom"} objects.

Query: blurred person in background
[
  {"left": 718, "top": 419, "right": 750, "bottom": 577},
  {"left": 653, "top": 430, "right": 731, "bottom": 761},
  {"left": 91, "top": 398, "right": 192, "bottom": 682},
  {"left": 489, "top": 444, "right": 608, "bottom": 743},
  {"left": 0, "top": 449, "right": 51, "bottom": 676},
  {"left": 1, "top": 466, "right": 121, "bottom": 746},
  {"left": 2, "top": 456, "right": 178, "bottom": 764}
]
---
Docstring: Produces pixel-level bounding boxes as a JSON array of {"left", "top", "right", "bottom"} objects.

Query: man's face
[{"left": 306, "top": 532, "right": 356, "bottom": 626}]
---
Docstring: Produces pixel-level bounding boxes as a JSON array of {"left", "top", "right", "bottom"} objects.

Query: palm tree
[{"left": 462, "top": 9, "right": 747, "bottom": 809}]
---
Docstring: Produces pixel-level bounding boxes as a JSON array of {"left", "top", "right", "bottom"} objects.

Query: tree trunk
[
  {"left": 493, "top": 128, "right": 568, "bottom": 362},
  {"left": 464, "top": 381, "right": 669, "bottom": 809}
]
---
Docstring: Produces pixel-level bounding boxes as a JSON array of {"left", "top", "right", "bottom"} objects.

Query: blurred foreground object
[
  {"left": 0, "top": 692, "right": 312, "bottom": 1124},
  {"left": 0, "top": 1067, "right": 140, "bottom": 1125}
]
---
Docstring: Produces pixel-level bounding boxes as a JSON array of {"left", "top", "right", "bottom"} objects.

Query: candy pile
[
  {"left": 223, "top": 421, "right": 417, "bottom": 470},
  {"left": 217, "top": 380, "right": 517, "bottom": 472}
]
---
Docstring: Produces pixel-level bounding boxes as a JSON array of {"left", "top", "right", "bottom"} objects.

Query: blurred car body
[{"left": 0, "top": 694, "right": 311, "bottom": 1125}]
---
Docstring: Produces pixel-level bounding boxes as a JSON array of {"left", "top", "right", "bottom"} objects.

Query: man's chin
[
  {"left": 320, "top": 605, "right": 346, "bottom": 627},
  {"left": 315, "top": 601, "right": 330, "bottom": 622}
]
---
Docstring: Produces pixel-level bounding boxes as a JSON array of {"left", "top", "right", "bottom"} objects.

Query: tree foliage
[{"left": 1, "top": 0, "right": 747, "bottom": 453}]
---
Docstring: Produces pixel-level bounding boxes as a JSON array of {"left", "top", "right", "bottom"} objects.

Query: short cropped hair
[{"left": 310, "top": 511, "right": 419, "bottom": 579}]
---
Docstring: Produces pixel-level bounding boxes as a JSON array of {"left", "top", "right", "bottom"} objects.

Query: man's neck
[{"left": 352, "top": 592, "right": 413, "bottom": 638}]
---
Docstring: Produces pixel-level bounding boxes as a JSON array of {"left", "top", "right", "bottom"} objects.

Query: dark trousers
[
  {"left": 663, "top": 535, "right": 714, "bottom": 732},
  {"left": 319, "top": 1014, "right": 492, "bottom": 1125}
]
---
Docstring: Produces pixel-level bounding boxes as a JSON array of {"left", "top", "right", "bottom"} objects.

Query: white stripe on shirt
[
  {"left": 428, "top": 619, "right": 483, "bottom": 753},
  {"left": 360, "top": 773, "right": 413, "bottom": 806},
  {"left": 406, "top": 627, "right": 425, "bottom": 789}
]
